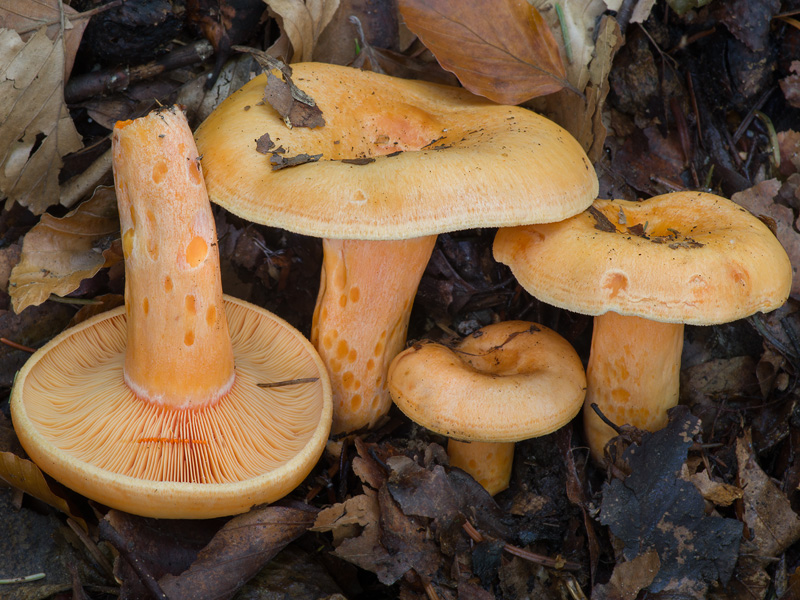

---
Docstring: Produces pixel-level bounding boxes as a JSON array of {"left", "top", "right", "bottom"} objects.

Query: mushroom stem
[
  {"left": 113, "top": 113, "right": 235, "bottom": 409},
  {"left": 583, "top": 312, "right": 683, "bottom": 462},
  {"left": 447, "top": 439, "right": 514, "bottom": 495},
  {"left": 311, "top": 236, "right": 437, "bottom": 434}
]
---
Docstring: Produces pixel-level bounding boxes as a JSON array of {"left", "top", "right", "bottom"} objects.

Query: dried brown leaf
[
  {"left": 0, "top": 26, "right": 83, "bottom": 213},
  {"left": 265, "top": 0, "right": 340, "bottom": 63},
  {"left": 398, "top": 0, "right": 569, "bottom": 104},
  {"left": 782, "top": 63, "right": 800, "bottom": 109},
  {"left": 9, "top": 187, "right": 120, "bottom": 313},
  {"left": 732, "top": 180, "right": 799, "bottom": 299},
  {"left": 0, "top": 451, "right": 87, "bottom": 532},
  {"left": 0, "top": 0, "right": 90, "bottom": 79},
  {"left": 592, "top": 548, "right": 660, "bottom": 600},
  {"left": 159, "top": 504, "right": 319, "bottom": 600}
]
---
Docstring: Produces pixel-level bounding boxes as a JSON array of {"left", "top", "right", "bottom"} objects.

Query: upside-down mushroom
[
  {"left": 10, "top": 107, "right": 332, "bottom": 518},
  {"left": 388, "top": 321, "right": 586, "bottom": 495},
  {"left": 195, "top": 61, "right": 598, "bottom": 434},
  {"left": 494, "top": 192, "right": 792, "bottom": 462}
]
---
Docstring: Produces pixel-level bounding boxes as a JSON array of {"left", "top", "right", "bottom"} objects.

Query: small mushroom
[
  {"left": 195, "top": 62, "right": 598, "bottom": 434},
  {"left": 494, "top": 192, "right": 792, "bottom": 462},
  {"left": 388, "top": 321, "right": 586, "bottom": 495},
  {"left": 10, "top": 107, "right": 332, "bottom": 518}
]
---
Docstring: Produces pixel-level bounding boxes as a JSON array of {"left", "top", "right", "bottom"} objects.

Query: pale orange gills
[
  {"left": 11, "top": 107, "right": 332, "bottom": 518},
  {"left": 494, "top": 191, "right": 792, "bottom": 462},
  {"left": 388, "top": 321, "right": 586, "bottom": 494},
  {"left": 195, "top": 62, "right": 598, "bottom": 435}
]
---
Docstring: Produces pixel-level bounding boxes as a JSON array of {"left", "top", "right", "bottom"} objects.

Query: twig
[
  {"left": 99, "top": 520, "right": 168, "bottom": 600},
  {"left": 60, "top": 149, "right": 112, "bottom": 209},
  {"left": 1, "top": 338, "right": 36, "bottom": 353},
  {"left": 65, "top": 39, "right": 213, "bottom": 103},
  {"left": 732, "top": 87, "right": 774, "bottom": 143},
  {"left": 0, "top": 573, "right": 45, "bottom": 584},
  {"left": 590, "top": 403, "right": 622, "bottom": 434},
  {"left": 67, "top": 518, "right": 115, "bottom": 580},
  {"left": 462, "top": 520, "right": 581, "bottom": 571}
]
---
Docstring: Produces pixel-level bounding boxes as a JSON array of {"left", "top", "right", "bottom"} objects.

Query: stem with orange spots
[
  {"left": 447, "top": 439, "right": 514, "bottom": 495},
  {"left": 583, "top": 312, "right": 683, "bottom": 462},
  {"left": 311, "top": 236, "right": 436, "bottom": 434},
  {"left": 113, "top": 110, "right": 235, "bottom": 409}
]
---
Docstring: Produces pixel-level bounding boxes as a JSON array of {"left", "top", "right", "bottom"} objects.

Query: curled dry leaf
[
  {"left": 265, "top": 0, "right": 340, "bottom": 63},
  {"left": 398, "top": 0, "right": 569, "bottom": 104},
  {"left": 0, "top": 451, "right": 88, "bottom": 532},
  {"left": 159, "top": 505, "right": 319, "bottom": 600},
  {"left": 0, "top": 23, "right": 84, "bottom": 213},
  {"left": 732, "top": 179, "right": 800, "bottom": 299},
  {"left": 0, "top": 0, "right": 90, "bottom": 79},
  {"left": 9, "top": 187, "right": 120, "bottom": 314}
]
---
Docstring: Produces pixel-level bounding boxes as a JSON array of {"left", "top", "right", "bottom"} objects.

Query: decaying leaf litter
[{"left": 1, "top": 0, "right": 800, "bottom": 598}]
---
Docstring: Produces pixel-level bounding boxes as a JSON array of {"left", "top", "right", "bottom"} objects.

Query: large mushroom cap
[
  {"left": 11, "top": 296, "right": 332, "bottom": 519},
  {"left": 388, "top": 321, "right": 586, "bottom": 442},
  {"left": 195, "top": 62, "right": 598, "bottom": 240},
  {"left": 494, "top": 192, "right": 792, "bottom": 324}
]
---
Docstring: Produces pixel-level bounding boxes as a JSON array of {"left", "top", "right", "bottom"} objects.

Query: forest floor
[{"left": 2, "top": 0, "right": 800, "bottom": 599}]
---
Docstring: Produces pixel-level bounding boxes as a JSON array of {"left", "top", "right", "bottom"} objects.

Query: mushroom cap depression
[
  {"left": 11, "top": 296, "right": 332, "bottom": 519},
  {"left": 387, "top": 321, "right": 586, "bottom": 442},
  {"left": 494, "top": 192, "right": 792, "bottom": 324},
  {"left": 195, "top": 62, "right": 599, "bottom": 239}
]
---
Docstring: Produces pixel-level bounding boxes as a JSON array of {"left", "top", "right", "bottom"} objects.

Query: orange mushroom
[
  {"left": 195, "top": 62, "right": 598, "bottom": 434},
  {"left": 388, "top": 321, "right": 586, "bottom": 495},
  {"left": 10, "top": 107, "right": 332, "bottom": 518},
  {"left": 494, "top": 192, "right": 792, "bottom": 462}
]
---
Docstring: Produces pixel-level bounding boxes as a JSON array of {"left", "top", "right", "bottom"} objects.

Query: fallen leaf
[
  {"left": 600, "top": 407, "right": 742, "bottom": 594},
  {"left": 313, "top": 493, "right": 412, "bottom": 584},
  {"left": 0, "top": 0, "right": 90, "bottom": 79},
  {"left": 9, "top": 187, "right": 120, "bottom": 314},
  {"left": 234, "top": 545, "right": 346, "bottom": 600},
  {"left": 732, "top": 179, "right": 799, "bottom": 299},
  {"left": 270, "top": 151, "right": 323, "bottom": 170},
  {"left": 265, "top": 0, "right": 340, "bottom": 62},
  {"left": 782, "top": 63, "right": 800, "bottom": 109},
  {"left": 728, "top": 433, "right": 800, "bottom": 599},
  {"left": 683, "top": 465, "right": 744, "bottom": 507},
  {"left": 592, "top": 548, "right": 660, "bottom": 600},
  {"left": 523, "top": 0, "right": 624, "bottom": 158},
  {"left": 398, "top": 0, "right": 569, "bottom": 104},
  {"left": 737, "top": 434, "right": 800, "bottom": 558},
  {"left": 0, "top": 451, "right": 87, "bottom": 532},
  {"left": 159, "top": 504, "right": 319, "bottom": 600},
  {"left": 713, "top": 0, "right": 781, "bottom": 53},
  {"left": 0, "top": 26, "right": 83, "bottom": 213},
  {"left": 243, "top": 50, "right": 326, "bottom": 128},
  {"left": 100, "top": 510, "right": 214, "bottom": 600},
  {"left": 778, "top": 129, "right": 800, "bottom": 176},
  {"left": 0, "top": 242, "right": 21, "bottom": 291},
  {"left": 0, "top": 487, "right": 102, "bottom": 600}
]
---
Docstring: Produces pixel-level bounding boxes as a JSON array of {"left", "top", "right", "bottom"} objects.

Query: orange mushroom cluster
[
  {"left": 495, "top": 192, "right": 792, "bottom": 462},
  {"left": 195, "top": 61, "right": 598, "bottom": 434}
]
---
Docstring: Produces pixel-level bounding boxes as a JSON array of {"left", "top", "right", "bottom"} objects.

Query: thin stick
[
  {"left": 462, "top": 521, "right": 581, "bottom": 571},
  {"left": 1, "top": 338, "right": 36, "bottom": 353},
  {"left": 48, "top": 295, "right": 103, "bottom": 306},
  {"left": 99, "top": 520, "right": 168, "bottom": 600},
  {"left": 258, "top": 377, "right": 319, "bottom": 388},
  {"left": 0, "top": 573, "right": 45, "bottom": 584}
]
